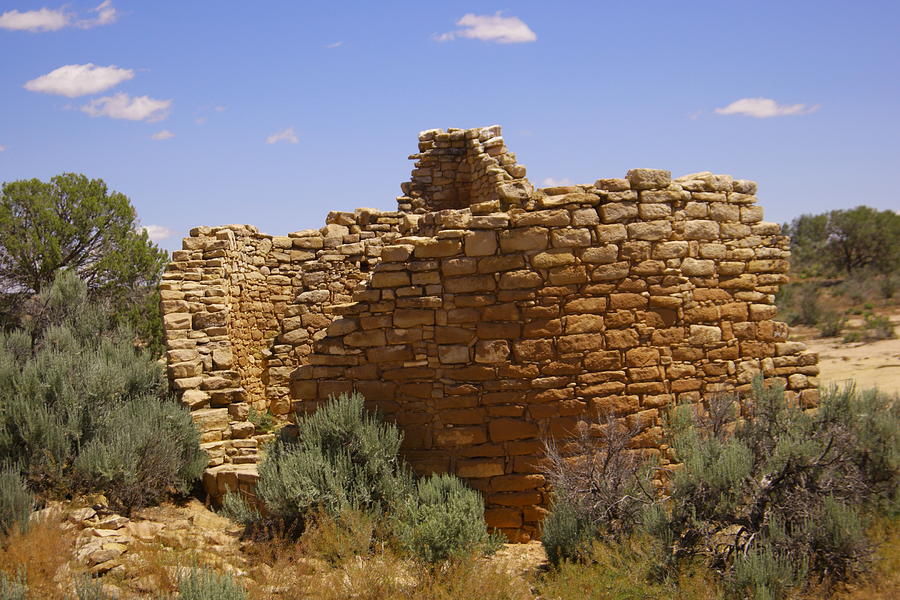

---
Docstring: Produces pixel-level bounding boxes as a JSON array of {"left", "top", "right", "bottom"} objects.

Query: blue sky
[{"left": 1, "top": 1, "right": 898, "bottom": 252}]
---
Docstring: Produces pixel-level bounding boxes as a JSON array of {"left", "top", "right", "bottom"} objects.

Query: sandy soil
[{"left": 795, "top": 314, "right": 900, "bottom": 396}]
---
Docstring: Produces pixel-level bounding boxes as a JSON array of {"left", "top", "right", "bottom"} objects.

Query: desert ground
[{"left": 796, "top": 314, "right": 900, "bottom": 396}]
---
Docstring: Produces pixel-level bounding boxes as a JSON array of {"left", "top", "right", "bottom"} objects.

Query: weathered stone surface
[{"left": 161, "top": 126, "right": 817, "bottom": 541}]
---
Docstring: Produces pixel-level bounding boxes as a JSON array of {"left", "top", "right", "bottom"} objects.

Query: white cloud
[
  {"left": 213, "top": 105, "right": 226, "bottom": 112},
  {"left": 266, "top": 127, "right": 299, "bottom": 144},
  {"left": 0, "top": 145, "right": 6, "bottom": 152},
  {"left": 0, "top": 2, "right": 118, "bottom": 32},
  {"left": 715, "top": 97, "right": 820, "bottom": 118},
  {"left": 81, "top": 93, "right": 172, "bottom": 122},
  {"left": 0, "top": 7, "right": 69, "bottom": 32},
  {"left": 142, "top": 225, "right": 176, "bottom": 242},
  {"left": 326, "top": 41, "right": 343, "bottom": 48},
  {"left": 542, "top": 177, "right": 573, "bottom": 187},
  {"left": 435, "top": 12, "right": 536, "bottom": 44},
  {"left": 24, "top": 63, "right": 134, "bottom": 98},
  {"left": 195, "top": 116, "right": 207, "bottom": 125},
  {"left": 81, "top": 0, "right": 118, "bottom": 28},
  {"left": 151, "top": 130, "right": 174, "bottom": 140}
]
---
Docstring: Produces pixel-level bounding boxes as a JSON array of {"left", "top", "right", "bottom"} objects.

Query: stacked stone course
[{"left": 161, "top": 126, "right": 818, "bottom": 540}]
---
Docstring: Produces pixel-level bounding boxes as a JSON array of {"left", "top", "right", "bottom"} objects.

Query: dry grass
[
  {"left": 0, "top": 514, "right": 77, "bottom": 599},
  {"left": 534, "top": 537, "right": 722, "bottom": 600},
  {"left": 242, "top": 528, "right": 533, "bottom": 600},
  {"left": 825, "top": 516, "right": 900, "bottom": 600}
]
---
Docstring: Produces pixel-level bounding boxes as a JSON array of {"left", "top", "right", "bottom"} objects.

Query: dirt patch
[{"left": 794, "top": 314, "right": 900, "bottom": 396}]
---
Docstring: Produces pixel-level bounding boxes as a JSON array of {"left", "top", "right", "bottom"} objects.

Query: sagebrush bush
[
  {"left": 0, "top": 571, "right": 26, "bottom": 600},
  {"left": 541, "top": 498, "right": 594, "bottom": 566},
  {"left": 540, "top": 416, "right": 656, "bottom": 565},
  {"left": 0, "top": 470, "right": 32, "bottom": 537},
  {"left": 257, "top": 392, "right": 412, "bottom": 521},
  {"left": 175, "top": 568, "right": 246, "bottom": 600},
  {"left": 652, "top": 380, "right": 898, "bottom": 597},
  {"left": 541, "top": 378, "right": 899, "bottom": 598},
  {"left": 729, "top": 544, "right": 807, "bottom": 600},
  {"left": 72, "top": 397, "right": 207, "bottom": 510},
  {"left": 0, "top": 271, "right": 203, "bottom": 511},
  {"left": 817, "top": 311, "right": 846, "bottom": 337},
  {"left": 221, "top": 491, "right": 262, "bottom": 528},
  {"left": 395, "top": 473, "right": 499, "bottom": 564}
]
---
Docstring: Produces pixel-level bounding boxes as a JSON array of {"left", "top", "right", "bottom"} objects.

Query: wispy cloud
[
  {"left": 326, "top": 41, "right": 343, "bottom": 48},
  {"left": 24, "top": 63, "right": 133, "bottom": 98},
  {"left": 82, "top": 0, "right": 117, "bottom": 28},
  {"left": 542, "top": 177, "right": 573, "bottom": 187},
  {"left": 715, "top": 97, "right": 820, "bottom": 118},
  {"left": 266, "top": 127, "right": 299, "bottom": 144},
  {"left": 0, "top": 2, "right": 118, "bottom": 32},
  {"left": 151, "top": 130, "right": 174, "bottom": 140},
  {"left": 142, "top": 225, "right": 176, "bottom": 242},
  {"left": 81, "top": 93, "right": 171, "bottom": 122},
  {"left": 0, "top": 145, "right": 6, "bottom": 152},
  {"left": 435, "top": 12, "right": 537, "bottom": 44}
]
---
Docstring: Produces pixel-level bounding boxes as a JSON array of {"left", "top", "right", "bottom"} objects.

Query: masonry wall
[{"left": 161, "top": 126, "right": 819, "bottom": 541}]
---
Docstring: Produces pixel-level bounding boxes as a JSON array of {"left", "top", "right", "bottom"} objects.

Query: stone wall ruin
[{"left": 160, "top": 126, "right": 819, "bottom": 541}]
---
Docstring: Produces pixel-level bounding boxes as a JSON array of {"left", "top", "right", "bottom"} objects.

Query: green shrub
[
  {"left": 221, "top": 491, "right": 262, "bottom": 528},
  {"left": 729, "top": 543, "right": 807, "bottom": 600},
  {"left": 540, "top": 416, "right": 656, "bottom": 565},
  {"left": 395, "top": 473, "right": 499, "bottom": 564},
  {"left": 648, "top": 380, "right": 899, "bottom": 595},
  {"left": 72, "top": 397, "right": 207, "bottom": 511},
  {"left": 0, "top": 271, "right": 203, "bottom": 510},
  {"left": 0, "top": 572, "right": 26, "bottom": 600},
  {"left": 76, "top": 575, "right": 113, "bottom": 600},
  {"left": 248, "top": 407, "right": 276, "bottom": 433},
  {"left": 777, "top": 282, "right": 822, "bottom": 326},
  {"left": 176, "top": 568, "right": 246, "bottom": 600},
  {"left": 817, "top": 311, "right": 846, "bottom": 337},
  {"left": 0, "top": 470, "right": 32, "bottom": 537},
  {"left": 541, "top": 498, "right": 594, "bottom": 566},
  {"left": 257, "top": 392, "right": 412, "bottom": 521},
  {"left": 542, "top": 379, "right": 898, "bottom": 596}
]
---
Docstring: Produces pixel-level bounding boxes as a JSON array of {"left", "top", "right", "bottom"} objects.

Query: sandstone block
[
  {"left": 394, "top": 309, "right": 435, "bottom": 327},
  {"left": 512, "top": 209, "right": 570, "bottom": 227},
  {"left": 438, "top": 345, "right": 470, "bottom": 364},
  {"left": 689, "top": 325, "right": 722, "bottom": 344},
  {"left": 681, "top": 257, "right": 715, "bottom": 276},
  {"left": 490, "top": 419, "right": 539, "bottom": 442},
  {"left": 596, "top": 224, "right": 628, "bottom": 242},
  {"left": 531, "top": 250, "right": 576, "bottom": 269},
  {"left": 414, "top": 238, "right": 462, "bottom": 258},
  {"left": 499, "top": 270, "right": 543, "bottom": 289},
  {"left": 499, "top": 227, "right": 549, "bottom": 252},
  {"left": 565, "top": 314, "right": 604, "bottom": 333},
  {"left": 475, "top": 340, "right": 510, "bottom": 364},
  {"left": 458, "top": 460, "right": 505, "bottom": 479},
  {"left": 626, "top": 168, "right": 672, "bottom": 190},
  {"left": 435, "top": 427, "right": 488, "bottom": 448},
  {"left": 571, "top": 208, "right": 600, "bottom": 226},
  {"left": 464, "top": 231, "right": 497, "bottom": 256},
  {"left": 594, "top": 178, "right": 630, "bottom": 191},
  {"left": 684, "top": 220, "right": 720, "bottom": 240},
  {"left": 600, "top": 202, "right": 638, "bottom": 223},
  {"left": 551, "top": 228, "right": 592, "bottom": 247},
  {"left": 592, "top": 261, "right": 629, "bottom": 281},
  {"left": 627, "top": 220, "right": 671, "bottom": 241},
  {"left": 164, "top": 313, "right": 192, "bottom": 330}
]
